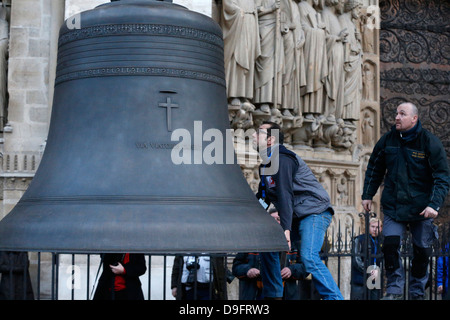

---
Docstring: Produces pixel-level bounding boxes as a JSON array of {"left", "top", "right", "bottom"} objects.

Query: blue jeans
[
  {"left": 260, "top": 252, "right": 284, "bottom": 298},
  {"left": 299, "top": 210, "right": 343, "bottom": 300}
]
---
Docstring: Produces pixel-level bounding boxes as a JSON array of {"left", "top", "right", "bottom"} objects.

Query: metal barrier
[{"left": 0, "top": 219, "right": 448, "bottom": 300}]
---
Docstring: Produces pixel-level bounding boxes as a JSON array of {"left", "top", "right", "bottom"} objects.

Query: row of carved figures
[{"left": 220, "top": 0, "right": 377, "bottom": 151}]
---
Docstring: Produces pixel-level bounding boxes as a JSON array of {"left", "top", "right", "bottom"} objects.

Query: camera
[{"left": 185, "top": 257, "right": 200, "bottom": 286}]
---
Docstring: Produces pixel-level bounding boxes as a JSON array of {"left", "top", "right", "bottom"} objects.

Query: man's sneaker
[{"left": 381, "top": 293, "right": 403, "bottom": 300}]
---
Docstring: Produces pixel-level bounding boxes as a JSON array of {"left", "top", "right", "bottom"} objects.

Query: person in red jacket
[{"left": 93, "top": 253, "right": 146, "bottom": 300}]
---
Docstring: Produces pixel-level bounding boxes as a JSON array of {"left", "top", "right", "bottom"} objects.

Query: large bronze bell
[{"left": 0, "top": 0, "right": 287, "bottom": 254}]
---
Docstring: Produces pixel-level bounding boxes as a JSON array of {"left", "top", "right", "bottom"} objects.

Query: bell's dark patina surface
[{"left": 0, "top": 0, "right": 287, "bottom": 254}]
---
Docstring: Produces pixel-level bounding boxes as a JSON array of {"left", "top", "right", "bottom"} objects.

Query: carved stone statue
[
  {"left": 339, "top": 0, "right": 363, "bottom": 121},
  {"left": 280, "top": 0, "right": 305, "bottom": 117},
  {"left": 221, "top": 0, "right": 260, "bottom": 102},
  {"left": 322, "top": 0, "right": 347, "bottom": 121},
  {"left": 254, "top": 0, "right": 284, "bottom": 113},
  {"left": 361, "top": 110, "right": 374, "bottom": 147},
  {"left": 360, "top": 7, "right": 376, "bottom": 54},
  {"left": 337, "top": 176, "right": 348, "bottom": 206},
  {"left": 297, "top": 0, "right": 328, "bottom": 117},
  {"left": 291, "top": 0, "right": 307, "bottom": 116},
  {"left": 362, "top": 61, "right": 375, "bottom": 101}
]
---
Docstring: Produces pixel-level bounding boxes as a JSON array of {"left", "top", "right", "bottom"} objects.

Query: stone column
[{"left": 1, "top": 0, "right": 65, "bottom": 218}]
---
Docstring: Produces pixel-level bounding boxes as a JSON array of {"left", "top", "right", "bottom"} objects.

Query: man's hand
[
  {"left": 110, "top": 262, "right": 125, "bottom": 275},
  {"left": 284, "top": 230, "right": 291, "bottom": 251},
  {"left": 247, "top": 268, "right": 261, "bottom": 278},
  {"left": 420, "top": 206, "right": 438, "bottom": 219},
  {"left": 281, "top": 267, "right": 292, "bottom": 279},
  {"left": 362, "top": 199, "right": 372, "bottom": 212}
]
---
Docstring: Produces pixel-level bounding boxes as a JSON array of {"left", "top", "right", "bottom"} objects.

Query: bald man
[{"left": 362, "top": 102, "right": 450, "bottom": 300}]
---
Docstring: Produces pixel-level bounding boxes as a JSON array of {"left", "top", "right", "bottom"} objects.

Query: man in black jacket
[{"left": 362, "top": 102, "right": 450, "bottom": 300}]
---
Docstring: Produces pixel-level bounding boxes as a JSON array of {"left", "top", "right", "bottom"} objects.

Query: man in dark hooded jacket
[{"left": 362, "top": 102, "right": 450, "bottom": 300}]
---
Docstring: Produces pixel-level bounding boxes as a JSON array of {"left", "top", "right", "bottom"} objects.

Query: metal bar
[
  {"left": 55, "top": 253, "right": 59, "bottom": 300},
  {"left": 71, "top": 254, "right": 75, "bottom": 300},
  {"left": 86, "top": 254, "right": 90, "bottom": 300},
  {"left": 147, "top": 255, "right": 151, "bottom": 300},
  {"left": 208, "top": 256, "right": 213, "bottom": 300},
  {"left": 37, "top": 252, "right": 41, "bottom": 300},
  {"left": 163, "top": 255, "right": 167, "bottom": 300}
]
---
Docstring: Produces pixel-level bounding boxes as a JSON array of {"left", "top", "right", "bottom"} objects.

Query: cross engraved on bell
[{"left": 159, "top": 96, "right": 179, "bottom": 132}]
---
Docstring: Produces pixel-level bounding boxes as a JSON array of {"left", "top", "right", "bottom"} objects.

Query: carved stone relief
[{"left": 217, "top": 0, "right": 381, "bottom": 231}]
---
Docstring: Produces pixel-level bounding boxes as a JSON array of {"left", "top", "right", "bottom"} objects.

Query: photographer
[
  {"left": 171, "top": 255, "right": 227, "bottom": 300},
  {"left": 93, "top": 253, "right": 146, "bottom": 300}
]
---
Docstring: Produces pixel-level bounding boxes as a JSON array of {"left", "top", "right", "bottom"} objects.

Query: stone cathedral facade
[{"left": 0, "top": 0, "right": 448, "bottom": 299}]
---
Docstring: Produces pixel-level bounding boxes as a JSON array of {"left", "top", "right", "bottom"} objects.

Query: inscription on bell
[{"left": 135, "top": 142, "right": 178, "bottom": 149}]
